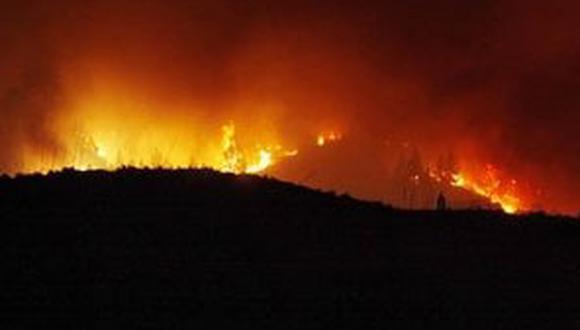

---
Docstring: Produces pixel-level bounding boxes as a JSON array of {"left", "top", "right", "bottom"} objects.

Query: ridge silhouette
[{"left": 0, "top": 168, "right": 577, "bottom": 329}]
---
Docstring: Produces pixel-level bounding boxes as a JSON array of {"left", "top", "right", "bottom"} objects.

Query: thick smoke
[{"left": 1, "top": 0, "right": 579, "bottom": 213}]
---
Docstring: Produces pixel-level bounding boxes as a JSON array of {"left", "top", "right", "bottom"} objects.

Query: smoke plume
[{"left": 1, "top": 0, "right": 579, "bottom": 213}]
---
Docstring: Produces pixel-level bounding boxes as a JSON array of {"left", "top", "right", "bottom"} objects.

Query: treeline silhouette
[{"left": 0, "top": 168, "right": 578, "bottom": 329}]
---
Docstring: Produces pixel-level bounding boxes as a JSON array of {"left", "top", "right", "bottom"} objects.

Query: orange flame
[
  {"left": 449, "top": 166, "right": 523, "bottom": 214},
  {"left": 220, "top": 122, "right": 297, "bottom": 174},
  {"left": 19, "top": 120, "right": 296, "bottom": 176}
]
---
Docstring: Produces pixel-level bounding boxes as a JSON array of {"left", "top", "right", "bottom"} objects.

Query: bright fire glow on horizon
[
  {"left": 12, "top": 105, "right": 530, "bottom": 215},
  {"left": 3, "top": 75, "right": 531, "bottom": 215},
  {"left": 17, "top": 120, "right": 296, "bottom": 176},
  {"left": 1, "top": 1, "right": 579, "bottom": 216},
  {"left": 5, "top": 78, "right": 531, "bottom": 215},
  {"left": 451, "top": 172, "right": 522, "bottom": 214},
  {"left": 428, "top": 163, "right": 528, "bottom": 214}
]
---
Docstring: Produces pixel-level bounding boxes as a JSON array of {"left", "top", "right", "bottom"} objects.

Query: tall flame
[
  {"left": 219, "top": 122, "right": 296, "bottom": 174},
  {"left": 18, "top": 120, "right": 295, "bottom": 176}
]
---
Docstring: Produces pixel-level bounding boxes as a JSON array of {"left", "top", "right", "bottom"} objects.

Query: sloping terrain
[{"left": 0, "top": 168, "right": 578, "bottom": 328}]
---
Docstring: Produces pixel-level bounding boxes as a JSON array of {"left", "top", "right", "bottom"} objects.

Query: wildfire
[
  {"left": 448, "top": 166, "right": 523, "bottom": 214},
  {"left": 220, "top": 123, "right": 245, "bottom": 173},
  {"left": 316, "top": 131, "right": 342, "bottom": 147},
  {"left": 7, "top": 93, "right": 532, "bottom": 214},
  {"left": 18, "top": 120, "right": 296, "bottom": 176},
  {"left": 220, "top": 122, "right": 297, "bottom": 174}
]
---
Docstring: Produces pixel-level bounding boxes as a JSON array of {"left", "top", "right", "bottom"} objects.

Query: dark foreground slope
[{"left": 0, "top": 168, "right": 578, "bottom": 328}]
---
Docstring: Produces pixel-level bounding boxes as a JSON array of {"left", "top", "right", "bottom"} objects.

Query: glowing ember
[{"left": 316, "top": 132, "right": 342, "bottom": 147}]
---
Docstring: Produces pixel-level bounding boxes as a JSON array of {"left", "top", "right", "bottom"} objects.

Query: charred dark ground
[{"left": 0, "top": 168, "right": 578, "bottom": 328}]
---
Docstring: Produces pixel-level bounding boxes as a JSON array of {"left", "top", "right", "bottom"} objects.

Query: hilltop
[{"left": 0, "top": 168, "right": 578, "bottom": 328}]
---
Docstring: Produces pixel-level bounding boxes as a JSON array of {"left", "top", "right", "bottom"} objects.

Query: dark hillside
[{"left": 0, "top": 168, "right": 578, "bottom": 328}]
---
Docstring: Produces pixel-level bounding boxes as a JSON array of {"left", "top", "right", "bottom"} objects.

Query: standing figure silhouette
[{"left": 436, "top": 192, "right": 447, "bottom": 211}]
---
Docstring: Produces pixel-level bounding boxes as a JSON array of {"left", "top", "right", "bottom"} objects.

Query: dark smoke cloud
[{"left": 1, "top": 0, "right": 579, "bottom": 213}]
